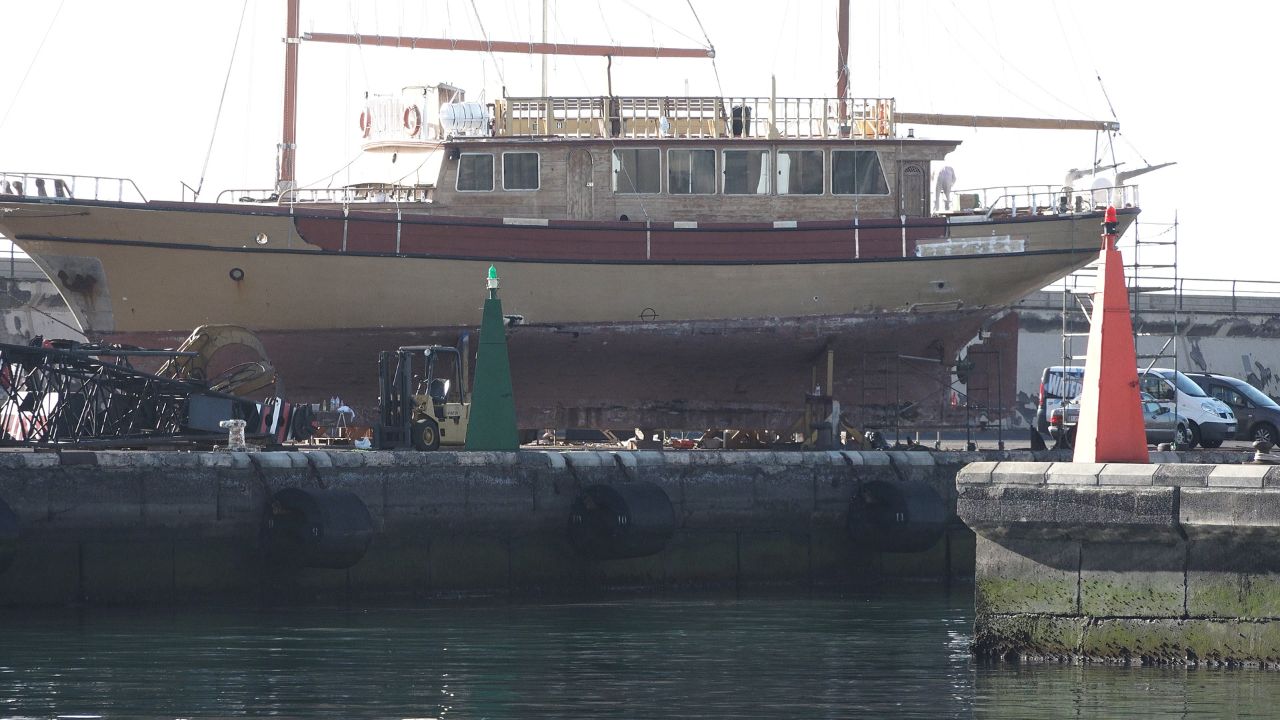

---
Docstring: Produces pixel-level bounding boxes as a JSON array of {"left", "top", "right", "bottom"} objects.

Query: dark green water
[{"left": 1, "top": 591, "right": 1277, "bottom": 719}]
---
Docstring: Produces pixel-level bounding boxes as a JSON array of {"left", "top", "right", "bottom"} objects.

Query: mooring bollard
[{"left": 219, "top": 419, "right": 248, "bottom": 452}]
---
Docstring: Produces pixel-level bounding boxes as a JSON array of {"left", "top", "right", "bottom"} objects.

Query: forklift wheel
[{"left": 412, "top": 418, "right": 441, "bottom": 451}]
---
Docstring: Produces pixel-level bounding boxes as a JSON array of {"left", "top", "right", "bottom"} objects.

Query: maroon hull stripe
[{"left": 294, "top": 216, "right": 950, "bottom": 262}]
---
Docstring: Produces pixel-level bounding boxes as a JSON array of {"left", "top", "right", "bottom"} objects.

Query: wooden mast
[
  {"left": 836, "top": 0, "right": 849, "bottom": 125},
  {"left": 278, "top": 1, "right": 712, "bottom": 190},
  {"left": 279, "top": 0, "right": 300, "bottom": 190}
]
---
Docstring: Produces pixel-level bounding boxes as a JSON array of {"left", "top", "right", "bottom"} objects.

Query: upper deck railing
[
  {"left": 0, "top": 172, "right": 147, "bottom": 203},
  {"left": 947, "top": 183, "right": 1139, "bottom": 220},
  {"left": 493, "top": 95, "right": 895, "bottom": 140}
]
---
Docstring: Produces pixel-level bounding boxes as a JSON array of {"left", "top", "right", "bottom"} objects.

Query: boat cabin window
[
  {"left": 722, "top": 149, "right": 770, "bottom": 195},
  {"left": 502, "top": 152, "right": 540, "bottom": 191},
  {"left": 456, "top": 153, "right": 494, "bottom": 192},
  {"left": 777, "top": 149, "right": 824, "bottom": 195},
  {"left": 831, "top": 150, "right": 890, "bottom": 195},
  {"left": 612, "top": 148, "right": 661, "bottom": 193},
  {"left": 667, "top": 149, "right": 716, "bottom": 195}
]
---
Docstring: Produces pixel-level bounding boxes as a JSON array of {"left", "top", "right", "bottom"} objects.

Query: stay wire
[
  {"left": 195, "top": 0, "right": 252, "bottom": 201},
  {"left": 0, "top": 0, "right": 67, "bottom": 136}
]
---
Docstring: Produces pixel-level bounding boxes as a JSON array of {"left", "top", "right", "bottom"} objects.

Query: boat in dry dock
[{"left": 0, "top": 0, "right": 1140, "bottom": 432}]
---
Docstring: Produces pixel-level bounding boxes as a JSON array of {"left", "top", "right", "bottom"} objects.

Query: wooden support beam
[
  {"left": 304, "top": 32, "right": 714, "bottom": 59},
  {"left": 895, "top": 112, "right": 1118, "bottom": 132}
]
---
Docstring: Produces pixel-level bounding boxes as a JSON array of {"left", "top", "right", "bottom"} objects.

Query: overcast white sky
[{"left": 1, "top": 0, "right": 1275, "bottom": 282}]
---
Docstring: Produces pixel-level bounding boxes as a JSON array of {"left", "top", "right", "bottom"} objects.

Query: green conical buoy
[{"left": 465, "top": 265, "right": 519, "bottom": 451}]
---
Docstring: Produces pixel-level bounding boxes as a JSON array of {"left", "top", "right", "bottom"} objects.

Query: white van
[
  {"left": 1037, "top": 366, "right": 1236, "bottom": 448},
  {"left": 1034, "top": 366, "right": 1085, "bottom": 435},
  {"left": 1137, "top": 368, "right": 1236, "bottom": 448}
]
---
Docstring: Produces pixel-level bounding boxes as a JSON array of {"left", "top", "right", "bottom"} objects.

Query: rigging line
[
  {"left": 468, "top": 0, "right": 506, "bottom": 86},
  {"left": 0, "top": 289, "right": 84, "bottom": 337},
  {"left": 296, "top": 149, "right": 366, "bottom": 190},
  {"left": 393, "top": 146, "right": 441, "bottom": 187},
  {"left": 0, "top": 0, "right": 66, "bottom": 135},
  {"left": 684, "top": 0, "right": 723, "bottom": 96},
  {"left": 616, "top": 0, "right": 705, "bottom": 47},
  {"left": 347, "top": 2, "right": 372, "bottom": 93},
  {"left": 943, "top": 0, "right": 1093, "bottom": 120},
  {"left": 194, "top": 0, "right": 252, "bottom": 201}
]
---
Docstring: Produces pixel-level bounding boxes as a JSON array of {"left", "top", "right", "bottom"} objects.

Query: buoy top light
[
  {"left": 1102, "top": 205, "right": 1119, "bottom": 239},
  {"left": 487, "top": 264, "right": 499, "bottom": 289}
]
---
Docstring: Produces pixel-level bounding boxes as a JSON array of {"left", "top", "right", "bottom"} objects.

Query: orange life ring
[
  {"left": 403, "top": 106, "right": 422, "bottom": 137},
  {"left": 358, "top": 110, "right": 371, "bottom": 138}
]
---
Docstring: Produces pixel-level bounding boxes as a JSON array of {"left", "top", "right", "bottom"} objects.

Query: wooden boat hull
[{"left": 0, "top": 196, "right": 1131, "bottom": 429}]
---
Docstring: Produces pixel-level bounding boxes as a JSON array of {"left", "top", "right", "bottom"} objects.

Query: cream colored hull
[
  {"left": 0, "top": 201, "right": 1113, "bottom": 335},
  {"left": 0, "top": 198, "right": 1121, "bottom": 429}
]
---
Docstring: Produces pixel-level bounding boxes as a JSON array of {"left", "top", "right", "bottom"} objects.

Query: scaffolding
[{"left": 1056, "top": 215, "right": 1181, "bottom": 437}]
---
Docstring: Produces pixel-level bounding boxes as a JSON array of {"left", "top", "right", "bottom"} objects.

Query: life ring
[
  {"left": 358, "top": 110, "right": 371, "bottom": 138},
  {"left": 403, "top": 106, "right": 422, "bottom": 138}
]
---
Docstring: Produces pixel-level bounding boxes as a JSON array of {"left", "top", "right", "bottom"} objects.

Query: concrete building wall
[{"left": 1010, "top": 290, "right": 1280, "bottom": 429}]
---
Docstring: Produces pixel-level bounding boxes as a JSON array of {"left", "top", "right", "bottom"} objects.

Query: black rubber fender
[
  {"left": 569, "top": 482, "right": 675, "bottom": 560},
  {"left": 847, "top": 479, "right": 947, "bottom": 553},
  {"left": 263, "top": 487, "right": 374, "bottom": 569},
  {"left": 0, "top": 496, "right": 16, "bottom": 575}
]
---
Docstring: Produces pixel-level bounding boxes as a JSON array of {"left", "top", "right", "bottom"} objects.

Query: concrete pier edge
[
  {"left": 0, "top": 447, "right": 1033, "bottom": 606},
  {"left": 959, "top": 459, "right": 1280, "bottom": 666}
]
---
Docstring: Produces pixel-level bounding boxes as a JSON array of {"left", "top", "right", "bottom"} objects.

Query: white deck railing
[
  {"left": 494, "top": 95, "right": 896, "bottom": 140},
  {"left": 0, "top": 172, "right": 146, "bottom": 203}
]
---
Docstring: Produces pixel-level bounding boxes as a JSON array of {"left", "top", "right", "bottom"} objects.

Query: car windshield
[
  {"left": 1231, "top": 380, "right": 1280, "bottom": 408},
  {"left": 1153, "top": 370, "right": 1207, "bottom": 397}
]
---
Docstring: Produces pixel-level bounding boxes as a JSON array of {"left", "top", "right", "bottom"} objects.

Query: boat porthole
[
  {"left": 255, "top": 233, "right": 269, "bottom": 245},
  {"left": 229, "top": 267, "right": 245, "bottom": 281}
]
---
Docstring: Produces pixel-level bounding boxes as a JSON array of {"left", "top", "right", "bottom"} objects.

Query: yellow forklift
[{"left": 374, "top": 344, "right": 471, "bottom": 450}]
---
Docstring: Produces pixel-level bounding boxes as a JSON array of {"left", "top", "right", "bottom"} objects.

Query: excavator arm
[{"left": 156, "top": 324, "right": 278, "bottom": 397}]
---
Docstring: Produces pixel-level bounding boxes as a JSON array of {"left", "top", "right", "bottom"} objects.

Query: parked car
[
  {"left": 1184, "top": 372, "right": 1280, "bottom": 444},
  {"left": 1034, "top": 366, "right": 1084, "bottom": 436},
  {"left": 1137, "top": 368, "right": 1235, "bottom": 448},
  {"left": 1036, "top": 366, "right": 1235, "bottom": 449},
  {"left": 1048, "top": 392, "right": 1187, "bottom": 449}
]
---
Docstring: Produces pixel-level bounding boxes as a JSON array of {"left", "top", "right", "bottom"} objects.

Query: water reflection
[{"left": 0, "top": 591, "right": 1276, "bottom": 718}]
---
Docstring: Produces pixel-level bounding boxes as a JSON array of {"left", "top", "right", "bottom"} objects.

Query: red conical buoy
[{"left": 1073, "top": 206, "right": 1148, "bottom": 463}]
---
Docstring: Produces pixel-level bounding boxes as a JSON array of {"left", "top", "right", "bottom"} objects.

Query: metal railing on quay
[
  {"left": 1041, "top": 272, "right": 1280, "bottom": 316},
  {"left": 0, "top": 171, "right": 146, "bottom": 203}
]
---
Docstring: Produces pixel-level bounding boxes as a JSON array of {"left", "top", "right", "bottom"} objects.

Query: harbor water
[{"left": 2, "top": 590, "right": 1278, "bottom": 718}]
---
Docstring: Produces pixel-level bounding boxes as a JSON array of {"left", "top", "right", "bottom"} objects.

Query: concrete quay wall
[
  {"left": 0, "top": 448, "right": 997, "bottom": 607},
  {"left": 959, "top": 460, "right": 1280, "bottom": 666}
]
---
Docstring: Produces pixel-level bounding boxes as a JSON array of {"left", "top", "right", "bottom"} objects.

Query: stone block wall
[
  {"left": 0, "top": 448, "right": 987, "bottom": 606},
  {"left": 959, "top": 460, "right": 1280, "bottom": 665}
]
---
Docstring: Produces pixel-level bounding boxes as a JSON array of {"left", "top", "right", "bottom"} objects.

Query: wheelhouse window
[
  {"left": 612, "top": 148, "right": 661, "bottom": 193},
  {"left": 502, "top": 152, "right": 540, "bottom": 191},
  {"left": 722, "top": 149, "right": 770, "bottom": 195},
  {"left": 667, "top": 149, "right": 716, "bottom": 194},
  {"left": 777, "top": 149, "right": 824, "bottom": 195},
  {"left": 456, "top": 153, "right": 494, "bottom": 192},
  {"left": 831, "top": 150, "right": 890, "bottom": 195}
]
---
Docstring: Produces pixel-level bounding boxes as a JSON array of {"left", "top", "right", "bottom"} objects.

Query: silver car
[{"left": 1048, "top": 392, "right": 1188, "bottom": 448}]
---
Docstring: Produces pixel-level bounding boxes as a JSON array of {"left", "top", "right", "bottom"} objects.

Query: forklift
[{"left": 374, "top": 343, "right": 471, "bottom": 450}]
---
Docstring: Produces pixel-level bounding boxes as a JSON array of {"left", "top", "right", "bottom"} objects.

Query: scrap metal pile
[{"left": 0, "top": 331, "right": 312, "bottom": 448}]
